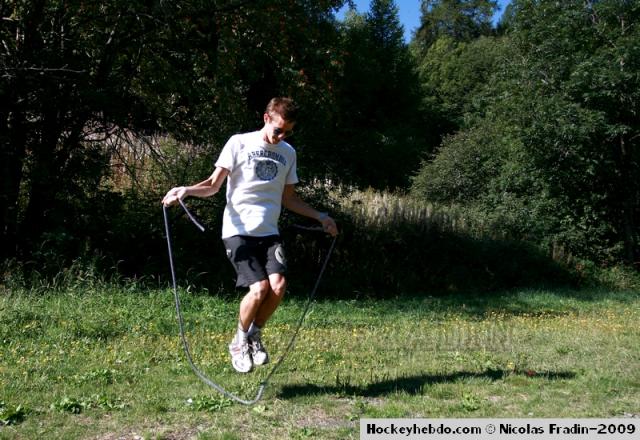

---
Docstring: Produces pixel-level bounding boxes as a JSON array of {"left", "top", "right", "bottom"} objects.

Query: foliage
[
  {"left": 412, "top": 0, "right": 640, "bottom": 265},
  {"left": 1, "top": 0, "right": 230, "bottom": 260},
  {"left": 413, "top": 116, "right": 518, "bottom": 204},
  {"left": 329, "top": 0, "right": 427, "bottom": 188},
  {"left": 414, "top": 0, "right": 499, "bottom": 51},
  {"left": 414, "top": 35, "right": 509, "bottom": 130},
  {"left": 2, "top": 182, "right": 579, "bottom": 296},
  {"left": 321, "top": 188, "right": 575, "bottom": 294},
  {"left": 188, "top": 395, "right": 233, "bottom": 412},
  {"left": 2, "top": 0, "right": 638, "bottom": 279},
  {"left": 0, "top": 402, "right": 28, "bottom": 426},
  {"left": 0, "top": 0, "right": 348, "bottom": 264},
  {"left": 48, "top": 395, "right": 125, "bottom": 414}
]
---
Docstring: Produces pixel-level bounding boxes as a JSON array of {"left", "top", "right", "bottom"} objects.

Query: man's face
[{"left": 264, "top": 113, "right": 295, "bottom": 144}]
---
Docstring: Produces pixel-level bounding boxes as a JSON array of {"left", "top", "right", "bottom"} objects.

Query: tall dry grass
[{"left": 285, "top": 184, "right": 575, "bottom": 296}]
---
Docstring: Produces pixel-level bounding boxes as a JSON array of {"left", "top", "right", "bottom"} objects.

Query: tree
[
  {"left": 331, "top": 0, "right": 426, "bottom": 188},
  {"left": 0, "top": 0, "right": 348, "bottom": 265},
  {"left": 413, "top": 0, "right": 640, "bottom": 265},
  {"left": 509, "top": 0, "right": 640, "bottom": 263},
  {"left": 414, "top": 0, "right": 498, "bottom": 51},
  {"left": 414, "top": 34, "right": 508, "bottom": 130},
  {"left": 1, "top": 0, "right": 229, "bottom": 261},
  {"left": 411, "top": 0, "right": 503, "bottom": 153}
]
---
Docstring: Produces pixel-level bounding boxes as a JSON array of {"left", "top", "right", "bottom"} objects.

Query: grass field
[{"left": 1, "top": 284, "right": 638, "bottom": 439}]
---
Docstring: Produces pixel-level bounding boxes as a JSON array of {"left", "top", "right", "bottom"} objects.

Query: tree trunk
[
  {"left": 21, "top": 100, "right": 67, "bottom": 250},
  {"left": 0, "top": 110, "right": 27, "bottom": 261},
  {"left": 619, "top": 136, "right": 638, "bottom": 265}
]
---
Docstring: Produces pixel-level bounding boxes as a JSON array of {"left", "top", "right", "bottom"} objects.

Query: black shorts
[{"left": 222, "top": 235, "right": 287, "bottom": 288}]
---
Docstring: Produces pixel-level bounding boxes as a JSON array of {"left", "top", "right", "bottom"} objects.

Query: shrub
[{"left": 286, "top": 187, "right": 574, "bottom": 297}]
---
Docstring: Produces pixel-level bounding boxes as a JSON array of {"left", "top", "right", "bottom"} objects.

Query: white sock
[
  {"left": 248, "top": 322, "right": 261, "bottom": 335},
  {"left": 236, "top": 324, "right": 248, "bottom": 343}
]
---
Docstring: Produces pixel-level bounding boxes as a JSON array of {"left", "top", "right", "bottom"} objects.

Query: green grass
[{"left": 1, "top": 285, "right": 639, "bottom": 439}]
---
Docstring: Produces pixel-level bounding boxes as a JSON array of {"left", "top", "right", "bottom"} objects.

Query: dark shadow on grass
[{"left": 277, "top": 369, "right": 577, "bottom": 399}]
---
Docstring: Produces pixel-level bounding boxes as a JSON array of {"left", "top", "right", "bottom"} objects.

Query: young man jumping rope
[{"left": 162, "top": 97, "right": 338, "bottom": 373}]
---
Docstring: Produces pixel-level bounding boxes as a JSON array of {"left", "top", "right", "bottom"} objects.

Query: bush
[{"left": 286, "top": 187, "right": 575, "bottom": 297}]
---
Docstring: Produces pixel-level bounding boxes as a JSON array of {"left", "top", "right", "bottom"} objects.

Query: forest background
[{"left": 2, "top": 0, "right": 639, "bottom": 295}]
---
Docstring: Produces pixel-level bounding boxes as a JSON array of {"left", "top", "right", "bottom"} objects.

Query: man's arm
[
  {"left": 282, "top": 184, "right": 338, "bottom": 236},
  {"left": 162, "top": 167, "right": 229, "bottom": 207}
]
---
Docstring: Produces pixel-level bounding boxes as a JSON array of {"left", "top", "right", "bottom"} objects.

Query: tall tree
[
  {"left": 332, "top": 0, "right": 425, "bottom": 188},
  {"left": 414, "top": 0, "right": 498, "bottom": 51},
  {"left": 414, "top": 34, "right": 507, "bottom": 130}
]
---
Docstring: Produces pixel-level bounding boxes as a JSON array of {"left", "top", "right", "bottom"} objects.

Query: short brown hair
[{"left": 265, "top": 97, "right": 299, "bottom": 123}]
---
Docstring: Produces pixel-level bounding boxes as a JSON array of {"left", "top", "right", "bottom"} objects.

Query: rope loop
[{"left": 163, "top": 203, "right": 336, "bottom": 405}]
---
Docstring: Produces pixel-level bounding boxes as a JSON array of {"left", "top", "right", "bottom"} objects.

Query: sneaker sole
[
  {"left": 253, "top": 355, "right": 269, "bottom": 366},
  {"left": 229, "top": 344, "right": 253, "bottom": 373},
  {"left": 231, "top": 360, "right": 252, "bottom": 373}
]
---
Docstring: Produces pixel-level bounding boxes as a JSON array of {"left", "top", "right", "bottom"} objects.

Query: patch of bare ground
[
  {"left": 92, "top": 424, "right": 203, "bottom": 440},
  {"left": 295, "top": 405, "right": 355, "bottom": 430}
]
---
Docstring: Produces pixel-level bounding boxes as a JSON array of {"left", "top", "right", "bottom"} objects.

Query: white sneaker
[
  {"left": 248, "top": 331, "right": 269, "bottom": 366},
  {"left": 228, "top": 338, "right": 252, "bottom": 373}
]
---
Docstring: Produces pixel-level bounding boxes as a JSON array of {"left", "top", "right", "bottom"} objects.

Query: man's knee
[
  {"left": 249, "top": 279, "right": 271, "bottom": 302},
  {"left": 270, "top": 275, "right": 286, "bottom": 298}
]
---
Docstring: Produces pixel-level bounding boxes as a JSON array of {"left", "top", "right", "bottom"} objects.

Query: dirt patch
[
  {"left": 93, "top": 425, "right": 202, "bottom": 440},
  {"left": 296, "top": 405, "right": 353, "bottom": 430}
]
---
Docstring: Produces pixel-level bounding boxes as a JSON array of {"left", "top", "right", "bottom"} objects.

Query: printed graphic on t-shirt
[
  {"left": 247, "top": 149, "right": 287, "bottom": 166},
  {"left": 255, "top": 159, "right": 278, "bottom": 181}
]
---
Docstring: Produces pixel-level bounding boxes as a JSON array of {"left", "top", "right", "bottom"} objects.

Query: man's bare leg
[
  {"left": 238, "top": 279, "right": 271, "bottom": 331},
  {"left": 253, "top": 273, "right": 286, "bottom": 328}
]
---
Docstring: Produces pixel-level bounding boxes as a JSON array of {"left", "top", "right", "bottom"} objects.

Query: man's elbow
[{"left": 283, "top": 193, "right": 300, "bottom": 209}]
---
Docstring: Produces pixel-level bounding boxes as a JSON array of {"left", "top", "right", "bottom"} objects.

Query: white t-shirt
[{"left": 215, "top": 131, "right": 299, "bottom": 238}]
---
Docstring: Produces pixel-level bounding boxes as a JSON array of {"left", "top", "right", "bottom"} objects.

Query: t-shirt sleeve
[
  {"left": 215, "top": 136, "right": 236, "bottom": 171},
  {"left": 286, "top": 150, "right": 299, "bottom": 185}
]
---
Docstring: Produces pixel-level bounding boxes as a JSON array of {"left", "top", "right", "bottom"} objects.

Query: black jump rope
[{"left": 163, "top": 200, "right": 337, "bottom": 405}]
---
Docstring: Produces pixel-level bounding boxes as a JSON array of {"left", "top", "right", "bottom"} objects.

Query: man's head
[
  {"left": 266, "top": 97, "right": 299, "bottom": 123},
  {"left": 263, "top": 97, "right": 298, "bottom": 144}
]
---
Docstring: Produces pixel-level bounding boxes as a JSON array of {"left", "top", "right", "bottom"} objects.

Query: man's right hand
[{"left": 162, "top": 186, "right": 187, "bottom": 207}]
